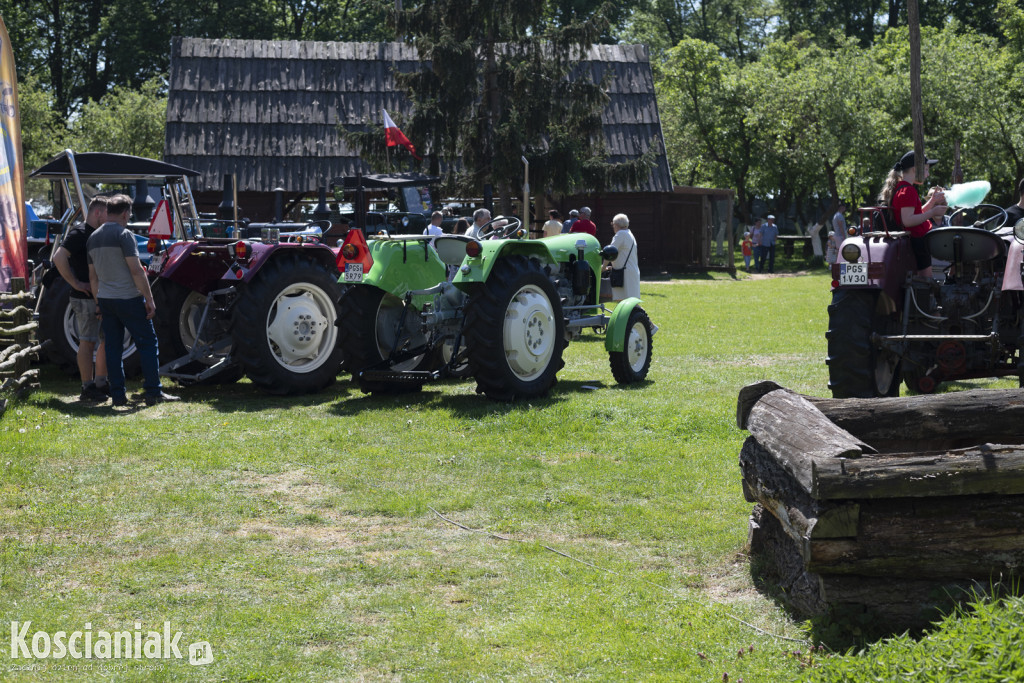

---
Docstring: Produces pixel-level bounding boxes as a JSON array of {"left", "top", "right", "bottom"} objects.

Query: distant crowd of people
[{"left": 423, "top": 203, "right": 640, "bottom": 300}]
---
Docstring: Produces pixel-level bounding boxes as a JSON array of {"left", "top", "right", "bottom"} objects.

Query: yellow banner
[{"left": 0, "top": 15, "right": 27, "bottom": 290}]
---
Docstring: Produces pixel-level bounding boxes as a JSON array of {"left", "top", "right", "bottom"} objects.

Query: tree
[
  {"left": 622, "top": 0, "right": 775, "bottom": 63},
  {"left": 658, "top": 38, "right": 762, "bottom": 220},
  {"left": 69, "top": 76, "right": 167, "bottom": 159},
  {"left": 351, "top": 0, "right": 651, "bottom": 212}
]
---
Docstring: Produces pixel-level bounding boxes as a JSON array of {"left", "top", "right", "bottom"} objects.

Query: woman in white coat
[{"left": 604, "top": 213, "right": 641, "bottom": 300}]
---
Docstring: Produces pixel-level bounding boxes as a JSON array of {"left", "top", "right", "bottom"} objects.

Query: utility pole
[{"left": 908, "top": 0, "right": 925, "bottom": 179}]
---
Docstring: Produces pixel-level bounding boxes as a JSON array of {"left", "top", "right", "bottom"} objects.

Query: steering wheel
[
  {"left": 476, "top": 215, "right": 522, "bottom": 240},
  {"left": 946, "top": 204, "right": 1008, "bottom": 232},
  {"left": 496, "top": 216, "right": 523, "bottom": 239}
]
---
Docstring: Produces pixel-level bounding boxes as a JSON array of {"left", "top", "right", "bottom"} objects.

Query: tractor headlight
[
  {"left": 841, "top": 243, "right": 861, "bottom": 262},
  {"left": 1014, "top": 218, "right": 1024, "bottom": 244}
]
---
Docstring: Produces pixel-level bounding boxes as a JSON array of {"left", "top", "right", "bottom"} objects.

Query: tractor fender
[
  {"left": 455, "top": 233, "right": 603, "bottom": 285},
  {"left": 220, "top": 243, "right": 340, "bottom": 285},
  {"left": 605, "top": 297, "right": 644, "bottom": 352},
  {"left": 361, "top": 239, "right": 448, "bottom": 306}
]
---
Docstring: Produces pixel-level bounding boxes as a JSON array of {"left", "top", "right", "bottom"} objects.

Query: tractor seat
[{"left": 927, "top": 227, "right": 1005, "bottom": 262}]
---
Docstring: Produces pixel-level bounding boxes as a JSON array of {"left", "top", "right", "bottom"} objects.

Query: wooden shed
[
  {"left": 557, "top": 186, "right": 735, "bottom": 272},
  {"left": 161, "top": 37, "right": 738, "bottom": 272}
]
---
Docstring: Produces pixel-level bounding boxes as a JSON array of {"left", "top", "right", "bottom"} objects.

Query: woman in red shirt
[{"left": 878, "top": 151, "right": 947, "bottom": 278}]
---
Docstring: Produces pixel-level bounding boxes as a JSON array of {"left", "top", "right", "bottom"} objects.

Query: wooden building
[{"left": 164, "top": 37, "right": 732, "bottom": 271}]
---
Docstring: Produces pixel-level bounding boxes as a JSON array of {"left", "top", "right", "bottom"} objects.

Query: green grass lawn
[{"left": 1, "top": 273, "right": 1018, "bottom": 681}]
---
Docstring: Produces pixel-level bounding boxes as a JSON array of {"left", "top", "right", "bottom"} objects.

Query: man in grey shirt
[{"left": 87, "top": 193, "right": 177, "bottom": 406}]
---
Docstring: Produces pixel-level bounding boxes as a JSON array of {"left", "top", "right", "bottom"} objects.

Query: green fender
[
  {"left": 363, "top": 239, "right": 447, "bottom": 308},
  {"left": 453, "top": 233, "right": 603, "bottom": 289},
  {"left": 605, "top": 297, "right": 644, "bottom": 352}
]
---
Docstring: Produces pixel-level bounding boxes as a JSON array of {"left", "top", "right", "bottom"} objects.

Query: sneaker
[
  {"left": 144, "top": 391, "right": 180, "bottom": 406},
  {"left": 111, "top": 395, "right": 128, "bottom": 407},
  {"left": 78, "top": 385, "right": 108, "bottom": 402}
]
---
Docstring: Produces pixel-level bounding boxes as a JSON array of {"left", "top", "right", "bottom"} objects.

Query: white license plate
[
  {"left": 344, "top": 263, "right": 363, "bottom": 282},
  {"left": 839, "top": 262, "right": 867, "bottom": 285},
  {"left": 148, "top": 253, "right": 165, "bottom": 273}
]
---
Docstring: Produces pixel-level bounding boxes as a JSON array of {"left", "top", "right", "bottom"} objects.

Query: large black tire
[
  {"left": 825, "top": 289, "right": 901, "bottom": 398},
  {"left": 230, "top": 254, "right": 345, "bottom": 395},
  {"left": 152, "top": 280, "right": 242, "bottom": 385},
  {"left": 337, "top": 285, "right": 428, "bottom": 394},
  {"left": 463, "top": 255, "right": 566, "bottom": 401},
  {"left": 37, "top": 277, "right": 141, "bottom": 378},
  {"left": 609, "top": 305, "right": 654, "bottom": 384}
]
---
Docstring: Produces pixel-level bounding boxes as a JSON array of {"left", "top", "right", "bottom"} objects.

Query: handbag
[{"left": 609, "top": 242, "right": 634, "bottom": 288}]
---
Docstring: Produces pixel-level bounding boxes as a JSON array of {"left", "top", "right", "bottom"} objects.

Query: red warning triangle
[{"left": 148, "top": 199, "right": 173, "bottom": 238}]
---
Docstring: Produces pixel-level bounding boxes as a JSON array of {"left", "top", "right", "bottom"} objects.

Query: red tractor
[{"left": 826, "top": 199, "right": 1024, "bottom": 397}]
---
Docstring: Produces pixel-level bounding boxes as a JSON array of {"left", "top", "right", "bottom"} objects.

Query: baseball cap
[
  {"left": 767, "top": 214, "right": 775, "bottom": 220},
  {"left": 894, "top": 151, "right": 938, "bottom": 172}
]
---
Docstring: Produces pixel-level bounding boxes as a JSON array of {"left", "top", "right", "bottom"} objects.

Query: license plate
[
  {"left": 148, "top": 253, "right": 165, "bottom": 274},
  {"left": 344, "top": 263, "right": 363, "bottom": 282},
  {"left": 839, "top": 262, "right": 867, "bottom": 285}
]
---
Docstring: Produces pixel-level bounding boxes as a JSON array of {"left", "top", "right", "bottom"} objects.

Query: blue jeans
[
  {"left": 765, "top": 244, "right": 776, "bottom": 273},
  {"left": 98, "top": 296, "right": 161, "bottom": 400}
]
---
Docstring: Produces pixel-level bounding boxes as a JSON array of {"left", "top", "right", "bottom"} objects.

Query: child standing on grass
[{"left": 741, "top": 231, "right": 753, "bottom": 271}]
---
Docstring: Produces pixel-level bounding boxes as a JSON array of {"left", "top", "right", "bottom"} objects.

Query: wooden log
[
  {"left": 1, "top": 368, "right": 39, "bottom": 394},
  {"left": 0, "top": 322, "right": 38, "bottom": 338},
  {"left": 748, "top": 502, "right": 984, "bottom": 628},
  {"left": 806, "top": 388, "right": 1024, "bottom": 451},
  {"left": 744, "top": 387, "right": 874, "bottom": 497},
  {"left": 808, "top": 493, "right": 1024, "bottom": 578},
  {"left": 0, "top": 290, "right": 34, "bottom": 304},
  {"left": 0, "top": 305, "right": 32, "bottom": 320},
  {"left": 0, "top": 345, "right": 40, "bottom": 375},
  {"left": 10, "top": 278, "right": 29, "bottom": 346}
]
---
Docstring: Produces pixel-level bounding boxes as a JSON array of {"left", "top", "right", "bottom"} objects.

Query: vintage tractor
[
  {"left": 31, "top": 150, "right": 346, "bottom": 395},
  {"left": 336, "top": 216, "right": 656, "bottom": 400},
  {"left": 826, "top": 193, "right": 1024, "bottom": 397},
  {"left": 29, "top": 151, "right": 196, "bottom": 377}
]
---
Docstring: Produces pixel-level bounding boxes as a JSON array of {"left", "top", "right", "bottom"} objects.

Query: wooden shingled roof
[{"left": 165, "top": 37, "right": 673, "bottom": 194}]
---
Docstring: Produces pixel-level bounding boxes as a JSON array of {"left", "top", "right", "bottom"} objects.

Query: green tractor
[{"left": 336, "top": 216, "right": 656, "bottom": 401}]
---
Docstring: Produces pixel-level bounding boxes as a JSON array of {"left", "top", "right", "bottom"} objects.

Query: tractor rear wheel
[
  {"left": 826, "top": 289, "right": 901, "bottom": 398},
  {"left": 230, "top": 254, "right": 345, "bottom": 395},
  {"left": 338, "top": 285, "right": 428, "bottom": 394},
  {"left": 153, "top": 280, "right": 241, "bottom": 384},
  {"left": 464, "top": 255, "right": 566, "bottom": 401}
]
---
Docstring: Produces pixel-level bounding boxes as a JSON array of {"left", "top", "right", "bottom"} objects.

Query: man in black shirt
[
  {"left": 1004, "top": 178, "right": 1024, "bottom": 228},
  {"left": 52, "top": 196, "right": 109, "bottom": 401}
]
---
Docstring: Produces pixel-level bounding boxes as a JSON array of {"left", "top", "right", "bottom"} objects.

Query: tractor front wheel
[
  {"left": 609, "top": 306, "right": 654, "bottom": 384},
  {"left": 825, "top": 289, "right": 901, "bottom": 398}
]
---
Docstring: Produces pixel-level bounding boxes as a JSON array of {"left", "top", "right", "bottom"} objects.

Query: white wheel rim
[
  {"left": 375, "top": 294, "right": 426, "bottom": 371},
  {"left": 502, "top": 284, "right": 556, "bottom": 380},
  {"left": 64, "top": 302, "right": 135, "bottom": 362},
  {"left": 265, "top": 283, "right": 338, "bottom": 372},
  {"left": 626, "top": 320, "right": 649, "bottom": 373}
]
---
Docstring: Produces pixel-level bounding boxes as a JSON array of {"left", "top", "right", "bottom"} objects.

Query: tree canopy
[{"left": 7, "top": 0, "right": 1024, "bottom": 217}]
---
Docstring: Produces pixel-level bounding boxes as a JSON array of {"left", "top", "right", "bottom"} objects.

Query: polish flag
[{"left": 383, "top": 109, "right": 422, "bottom": 161}]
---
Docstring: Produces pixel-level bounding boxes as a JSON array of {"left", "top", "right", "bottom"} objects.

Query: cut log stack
[
  {"left": 0, "top": 278, "right": 41, "bottom": 417},
  {"left": 738, "top": 380, "right": 1024, "bottom": 630}
]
